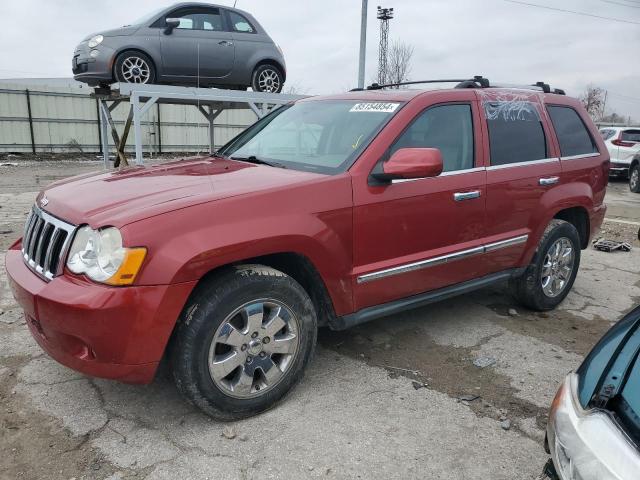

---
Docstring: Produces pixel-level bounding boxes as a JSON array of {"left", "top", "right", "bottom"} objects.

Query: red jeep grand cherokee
[{"left": 6, "top": 78, "right": 608, "bottom": 419}]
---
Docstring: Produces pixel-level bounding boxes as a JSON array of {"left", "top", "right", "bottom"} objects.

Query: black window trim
[
  {"left": 150, "top": 6, "right": 230, "bottom": 32},
  {"left": 224, "top": 9, "right": 258, "bottom": 34},
  {"left": 545, "top": 104, "right": 601, "bottom": 160},
  {"left": 374, "top": 101, "right": 478, "bottom": 179},
  {"left": 484, "top": 100, "right": 553, "bottom": 169}
]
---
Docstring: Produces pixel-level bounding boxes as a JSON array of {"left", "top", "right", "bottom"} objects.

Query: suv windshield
[{"left": 218, "top": 100, "right": 402, "bottom": 174}]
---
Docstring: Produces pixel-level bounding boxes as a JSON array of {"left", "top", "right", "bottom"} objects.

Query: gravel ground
[{"left": 1, "top": 159, "right": 639, "bottom": 480}]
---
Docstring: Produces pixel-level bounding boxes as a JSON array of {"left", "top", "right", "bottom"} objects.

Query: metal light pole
[{"left": 358, "top": 0, "right": 368, "bottom": 89}]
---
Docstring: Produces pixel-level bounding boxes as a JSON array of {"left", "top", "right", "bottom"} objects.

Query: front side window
[
  {"left": 547, "top": 106, "right": 598, "bottom": 157},
  {"left": 172, "top": 8, "right": 224, "bottom": 31},
  {"left": 228, "top": 11, "right": 255, "bottom": 33},
  {"left": 389, "top": 104, "right": 474, "bottom": 172},
  {"left": 485, "top": 101, "right": 547, "bottom": 166},
  {"left": 219, "top": 101, "right": 402, "bottom": 174}
]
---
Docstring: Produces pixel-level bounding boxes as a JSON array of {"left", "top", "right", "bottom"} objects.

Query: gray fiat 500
[{"left": 72, "top": 2, "right": 286, "bottom": 92}]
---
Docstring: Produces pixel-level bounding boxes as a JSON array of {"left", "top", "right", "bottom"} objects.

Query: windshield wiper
[{"left": 230, "top": 155, "right": 287, "bottom": 169}]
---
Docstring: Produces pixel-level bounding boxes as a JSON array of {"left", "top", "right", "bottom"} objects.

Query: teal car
[{"left": 545, "top": 305, "right": 640, "bottom": 479}]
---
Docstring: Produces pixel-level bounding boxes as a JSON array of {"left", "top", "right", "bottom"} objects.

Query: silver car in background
[{"left": 72, "top": 2, "right": 286, "bottom": 92}]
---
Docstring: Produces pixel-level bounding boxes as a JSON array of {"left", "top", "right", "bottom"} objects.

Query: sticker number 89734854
[{"left": 350, "top": 102, "right": 400, "bottom": 113}]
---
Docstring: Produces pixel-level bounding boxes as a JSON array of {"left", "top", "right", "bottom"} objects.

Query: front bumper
[
  {"left": 5, "top": 245, "right": 195, "bottom": 384},
  {"left": 72, "top": 42, "right": 116, "bottom": 85},
  {"left": 546, "top": 374, "right": 640, "bottom": 480}
]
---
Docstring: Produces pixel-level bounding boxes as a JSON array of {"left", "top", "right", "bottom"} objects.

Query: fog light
[{"left": 90, "top": 49, "right": 100, "bottom": 58}]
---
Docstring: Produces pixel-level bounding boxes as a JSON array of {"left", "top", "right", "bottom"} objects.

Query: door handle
[
  {"left": 454, "top": 191, "right": 481, "bottom": 201},
  {"left": 218, "top": 40, "right": 234, "bottom": 46},
  {"left": 539, "top": 176, "right": 559, "bottom": 186}
]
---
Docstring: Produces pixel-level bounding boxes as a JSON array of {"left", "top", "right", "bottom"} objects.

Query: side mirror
[
  {"left": 373, "top": 148, "right": 443, "bottom": 182},
  {"left": 164, "top": 18, "right": 180, "bottom": 34}
]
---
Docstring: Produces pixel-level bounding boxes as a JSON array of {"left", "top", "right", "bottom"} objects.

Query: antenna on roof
[{"left": 234, "top": 0, "right": 238, "bottom": 7}]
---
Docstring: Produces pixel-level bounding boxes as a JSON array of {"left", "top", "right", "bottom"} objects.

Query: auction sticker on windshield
[{"left": 350, "top": 102, "right": 400, "bottom": 113}]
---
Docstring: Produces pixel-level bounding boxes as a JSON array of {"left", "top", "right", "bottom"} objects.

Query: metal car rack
[{"left": 93, "top": 83, "right": 304, "bottom": 168}]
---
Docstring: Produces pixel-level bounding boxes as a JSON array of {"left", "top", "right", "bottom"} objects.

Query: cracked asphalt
[{"left": 1, "top": 160, "right": 639, "bottom": 480}]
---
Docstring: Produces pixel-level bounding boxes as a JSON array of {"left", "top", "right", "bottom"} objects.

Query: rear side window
[
  {"left": 485, "top": 101, "right": 547, "bottom": 166},
  {"left": 600, "top": 129, "right": 616, "bottom": 141},
  {"left": 547, "top": 106, "right": 598, "bottom": 157},
  {"left": 390, "top": 104, "right": 474, "bottom": 172},
  {"left": 228, "top": 11, "right": 255, "bottom": 33}
]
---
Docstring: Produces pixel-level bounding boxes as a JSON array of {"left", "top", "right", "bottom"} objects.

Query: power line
[
  {"left": 502, "top": 0, "right": 640, "bottom": 25},
  {"left": 601, "top": 0, "right": 640, "bottom": 8}
]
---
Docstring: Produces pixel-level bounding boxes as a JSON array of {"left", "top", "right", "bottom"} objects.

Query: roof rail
[
  {"left": 351, "top": 76, "right": 566, "bottom": 95},
  {"left": 350, "top": 76, "right": 491, "bottom": 91}
]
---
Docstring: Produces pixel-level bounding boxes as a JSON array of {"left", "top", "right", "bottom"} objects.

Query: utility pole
[
  {"left": 357, "top": 0, "right": 368, "bottom": 89},
  {"left": 377, "top": 6, "right": 394, "bottom": 86}
]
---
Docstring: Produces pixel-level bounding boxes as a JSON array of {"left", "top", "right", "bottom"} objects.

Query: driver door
[
  {"left": 351, "top": 94, "right": 488, "bottom": 311},
  {"left": 160, "top": 6, "right": 235, "bottom": 81}
]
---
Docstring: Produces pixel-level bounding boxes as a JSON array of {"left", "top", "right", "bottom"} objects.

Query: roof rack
[{"left": 352, "top": 75, "right": 565, "bottom": 95}]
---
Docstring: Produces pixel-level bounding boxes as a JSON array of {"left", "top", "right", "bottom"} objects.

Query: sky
[{"left": 1, "top": 0, "right": 639, "bottom": 119}]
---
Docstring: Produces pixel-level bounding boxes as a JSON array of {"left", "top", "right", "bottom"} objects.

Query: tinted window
[
  {"left": 547, "top": 106, "right": 598, "bottom": 157},
  {"left": 621, "top": 130, "right": 640, "bottom": 143},
  {"left": 485, "top": 101, "right": 546, "bottom": 166},
  {"left": 390, "top": 104, "right": 474, "bottom": 172},
  {"left": 173, "top": 8, "right": 224, "bottom": 31},
  {"left": 229, "top": 11, "right": 255, "bottom": 33}
]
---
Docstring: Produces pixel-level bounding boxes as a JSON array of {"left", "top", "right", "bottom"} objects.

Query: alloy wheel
[
  {"left": 121, "top": 56, "right": 151, "bottom": 84},
  {"left": 208, "top": 299, "right": 299, "bottom": 398},
  {"left": 540, "top": 237, "right": 575, "bottom": 298},
  {"left": 257, "top": 68, "right": 281, "bottom": 93}
]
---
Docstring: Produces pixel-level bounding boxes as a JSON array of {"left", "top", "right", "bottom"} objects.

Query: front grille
[{"left": 22, "top": 206, "right": 76, "bottom": 281}]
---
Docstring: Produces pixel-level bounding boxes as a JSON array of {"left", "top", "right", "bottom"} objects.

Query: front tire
[
  {"left": 630, "top": 164, "right": 640, "bottom": 193},
  {"left": 511, "top": 219, "right": 581, "bottom": 311},
  {"left": 171, "top": 265, "right": 317, "bottom": 420},
  {"left": 251, "top": 64, "right": 284, "bottom": 93},
  {"left": 114, "top": 51, "right": 156, "bottom": 84}
]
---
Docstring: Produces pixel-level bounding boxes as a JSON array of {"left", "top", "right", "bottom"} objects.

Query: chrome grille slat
[{"left": 21, "top": 205, "right": 76, "bottom": 281}]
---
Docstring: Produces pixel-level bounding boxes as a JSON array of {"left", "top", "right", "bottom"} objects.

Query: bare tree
[
  {"left": 384, "top": 40, "right": 414, "bottom": 87},
  {"left": 580, "top": 85, "right": 606, "bottom": 119}
]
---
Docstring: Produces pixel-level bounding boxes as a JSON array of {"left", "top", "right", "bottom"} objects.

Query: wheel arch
[
  {"left": 253, "top": 58, "right": 286, "bottom": 82},
  {"left": 553, "top": 206, "right": 590, "bottom": 249},
  {"left": 192, "top": 252, "right": 338, "bottom": 329},
  {"left": 112, "top": 47, "right": 158, "bottom": 80}
]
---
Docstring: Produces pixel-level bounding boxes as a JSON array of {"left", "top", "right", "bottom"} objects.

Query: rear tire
[
  {"left": 511, "top": 219, "right": 581, "bottom": 311},
  {"left": 251, "top": 64, "right": 284, "bottom": 93},
  {"left": 114, "top": 51, "right": 156, "bottom": 84},
  {"left": 630, "top": 164, "right": 640, "bottom": 193},
  {"left": 171, "top": 265, "right": 317, "bottom": 420}
]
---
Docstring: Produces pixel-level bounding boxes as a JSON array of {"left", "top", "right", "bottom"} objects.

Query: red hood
[{"left": 37, "top": 157, "right": 325, "bottom": 227}]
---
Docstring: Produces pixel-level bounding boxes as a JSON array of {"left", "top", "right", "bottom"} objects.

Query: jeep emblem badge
[{"left": 40, "top": 196, "right": 49, "bottom": 208}]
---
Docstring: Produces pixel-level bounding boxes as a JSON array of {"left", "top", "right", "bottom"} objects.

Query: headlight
[
  {"left": 66, "top": 226, "right": 146, "bottom": 285},
  {"left": 88, "top": 35, "right": 104, "bottom": 48},
  {"left": 548, "top": 374, "right": 640, "bottom": 480}
]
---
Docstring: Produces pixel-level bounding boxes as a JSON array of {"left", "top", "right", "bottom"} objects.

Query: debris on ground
[
  {"left": 0, "top": 162, "right": 19, "bottom": 167},
  {"left": 500, "top": 419, "right": 512, "bottom": 431},
  {"left": 383, "top": 365, "right": 421, "bottom": 375},
  {"left": 507, "top": 308, "right": 519, "bottom": 317},
  {"left": 222, "top": 426, "right": 236, "bottom": 440},
  {"left": 473, "top": 356, "right": 497, "bottom": 369},
  {"left": 412, "top": 381, "right": 427, "bottom": 390},
  {"left": 592, "top": 238, "right": 632, "bottom": 253},
  {"left": 459, "top": 394, "right": 480, "bottom": 402}
]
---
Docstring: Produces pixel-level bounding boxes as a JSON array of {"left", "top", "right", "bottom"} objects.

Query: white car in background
[{"left": 599, "top": 127, "right": 640, "bottom": 178}]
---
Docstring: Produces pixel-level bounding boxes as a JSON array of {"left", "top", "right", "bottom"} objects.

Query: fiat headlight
[
  {"left": 88, "top": 35, "right": 104, "bottom": 48},
  {"left": 66, "top": 226, "right": 146, "bottom": 285}
]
